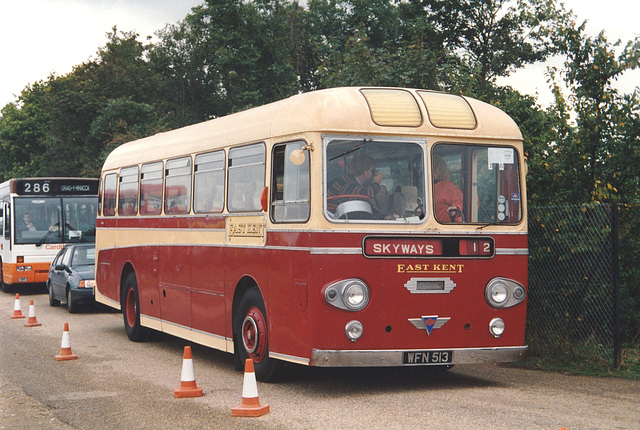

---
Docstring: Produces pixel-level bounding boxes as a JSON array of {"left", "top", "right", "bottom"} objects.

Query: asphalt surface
[{"left": 1, "top": 287, "right": 639, "bottom": 429}]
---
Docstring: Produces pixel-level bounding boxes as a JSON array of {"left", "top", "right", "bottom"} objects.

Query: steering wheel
[
  {"left": 327, "top": 195, "right": 372, "bottom": 219},
  {"left": 327, "top": 194, "right": 371, "bottom": 211},
  {"left": 447, "top": 206, "right": 465, "bottom": 222}
]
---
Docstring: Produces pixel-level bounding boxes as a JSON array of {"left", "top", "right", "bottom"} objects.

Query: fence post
[{"left": 611, "top": 203, "right": 621, "bottom": 368}]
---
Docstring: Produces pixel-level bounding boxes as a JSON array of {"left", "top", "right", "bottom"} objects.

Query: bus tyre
[
  {"left": 235, "top": 287, "right": 282, "bottom": 382},
  {"left": 122, "top": 272, "right": 147, "bottom": 342},
  {"left": 48, "top": 282, "right": 60, "bottom": 306},
  {"left": 1, "top": 263, "right": 11, "bottom": 293}
]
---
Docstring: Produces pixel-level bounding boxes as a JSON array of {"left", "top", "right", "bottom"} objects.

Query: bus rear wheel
[
  {"left": 122, "top": 272, "right": 147, "bottom": 342},
  {"left": 235, "top": 287, "right": 282, "bottom": 382}
]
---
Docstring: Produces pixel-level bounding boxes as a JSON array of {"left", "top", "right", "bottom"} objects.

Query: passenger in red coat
[{"left": 433, "top": 155, "right": 463, "bottom": 223}]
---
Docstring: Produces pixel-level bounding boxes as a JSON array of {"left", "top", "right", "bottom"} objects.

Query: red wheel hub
[
  {"left": 125, "top": 288, "right": 136, "bottom": 328},
  {"left": 241, "top": 306, "right": 267, "bottom": 363}
]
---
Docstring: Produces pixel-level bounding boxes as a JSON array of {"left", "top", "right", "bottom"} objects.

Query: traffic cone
[
  {"left": 10, "top": 293, "right": 25, "bottom": 319},
  {"left": 174, "top": 346, "right": 203, "bottom": 398},
  {"left": 231, "top": 359, "right": 270, "bottom": 417},
  {"left": 24, "top": 299, "right": 41, "bottom": 327},
  {"left": 55, "top": 322, "right": 78, "bottom": 361}
]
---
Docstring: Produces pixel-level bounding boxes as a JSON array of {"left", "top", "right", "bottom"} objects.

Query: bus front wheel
[
  {"left": 1, "top": 263, "right": 11, "bottom": 293},
  {"left": 235, "top": 287, "right": 282, "bottom": 382},
  {"left": 122, "top": 272, "right": 147, "bottom": 342}
]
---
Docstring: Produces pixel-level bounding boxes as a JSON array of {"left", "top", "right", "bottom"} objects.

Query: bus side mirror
[{"left": 289, "top": 149, "right": 306, "bottom": 166}]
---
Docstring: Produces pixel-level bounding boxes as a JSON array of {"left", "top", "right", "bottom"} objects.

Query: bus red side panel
[
  {"left": 191, "top": 246, "right": 227, "bottom": 338},
  {"left": 265, "top": 231, "right": 311, "bottom": 362},
  {"left": 158, "top": 243, "right": 191, "bottom": 328},
  {"left": 96, "top": 247, "right": 117, "bottom": 301}
]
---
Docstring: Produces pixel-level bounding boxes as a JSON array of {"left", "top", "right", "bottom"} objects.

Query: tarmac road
[{"left": 1, "top": 288, "right": 639, "bottom": 430}]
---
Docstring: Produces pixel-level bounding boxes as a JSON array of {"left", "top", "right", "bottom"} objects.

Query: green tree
[
  {"left": 89, "top": 98, "right": 161, "bottom": 175},
  {"left": 150, "top": 0, "right": 310, "bottom": 123},
  {"left": 0, "top": 82, "right": 51, "bottom": 180},
  {"left": 0, "top": 27, "right": 168, "bottom": 179},
  {"left": 538, "top": 22, "right": 640, "bottom": 342},
  {"left": 546, "top": 26, "right": 640, "bottom": 204},
  {"left": 428, "top": 0, "right": 568, "bottom": 99}
]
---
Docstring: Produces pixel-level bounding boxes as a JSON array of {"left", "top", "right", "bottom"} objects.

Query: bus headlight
[
  {"left": 324, "top": 279, "right": 370, "bottom": 311},
  {"left": 345, "top": 320, "right": 363, "bottom": 341},
  {"left": 488, "top": 281, "right": 508, "bottom": 305},
  {"left": 485, "top": 278, "right": 526, "bottom": 308},
  {"left": 489, "top": 318, "right": 505, "bottom": 338}
]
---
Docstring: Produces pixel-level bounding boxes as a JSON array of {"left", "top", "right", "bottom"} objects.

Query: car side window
[
  {"left": 53, "top": 251, "right": 63, "bottom": 267},
  {"left": 61, "top": 248, "right": 73, "bottom": 267}
]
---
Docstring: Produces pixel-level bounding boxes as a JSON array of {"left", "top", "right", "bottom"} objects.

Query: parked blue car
[{"left": 47, "top": 244, "right": 95, "bottom": 313}]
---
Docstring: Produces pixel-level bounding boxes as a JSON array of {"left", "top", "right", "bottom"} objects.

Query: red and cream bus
[
  {"left": 1, "top": 177, "right": 99, "bottom": 292},
  {"left": 95, "top": 87, "right": 528, "bottom": 381}
]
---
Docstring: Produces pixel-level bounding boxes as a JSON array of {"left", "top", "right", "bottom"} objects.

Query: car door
[{"left": 50, "top": 247, "right": 70, "bottom": 298}]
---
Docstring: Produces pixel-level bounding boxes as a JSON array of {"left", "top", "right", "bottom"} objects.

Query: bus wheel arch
[
  {"left": 232, "top": 279, "right": 282, "bottom": 382},
  {"left": 119, "top": 262, "right": 136, "bottom": 305}
]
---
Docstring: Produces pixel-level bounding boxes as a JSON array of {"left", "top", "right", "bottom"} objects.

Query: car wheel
[
  {"left": 48, "top": 282, "right": 60, "bottom": 306},
  {"left": 67, "top": 288, "right": 79, "bottom": 313},
  {"left": 122, "top": 272, "right": 148, "bottom": 342},
  {"left": 234, "top": 286, "right": 282, "bottom": 382}
]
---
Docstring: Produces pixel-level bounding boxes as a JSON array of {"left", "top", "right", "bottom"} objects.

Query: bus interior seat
[{"left": 400, "top": 186, "right": 418, "bottom": 212}]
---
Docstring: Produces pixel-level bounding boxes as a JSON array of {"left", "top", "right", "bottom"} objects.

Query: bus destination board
[{"left": 13, "top": 178, "right": 99, "bottom": 196}]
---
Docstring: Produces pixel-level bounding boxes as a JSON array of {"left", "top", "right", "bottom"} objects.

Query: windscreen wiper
[
  {"left": 36, "top": 222, "right": 60, "bottom": 247},
  {"left": 329, "top": 138, "right": 373, "bottom": 161}
]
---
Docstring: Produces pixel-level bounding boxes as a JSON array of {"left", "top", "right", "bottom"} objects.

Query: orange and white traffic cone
[
  {"left": 174, "top": 346, "right": 203, "bottom": 398},
  {"left": 231, "top": 359, "right": 270, "bottom": 417},
  {"left": 10, "top": 293, "right": 25, "bottom": 319},
  {"left": 24, "top": 299, "right": 41, "bottom": 327},
  {"left": 55, "top": 322, "right": 78, "bottom": 361}
]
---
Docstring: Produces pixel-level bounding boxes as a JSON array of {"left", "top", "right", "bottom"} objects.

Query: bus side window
[
  {"left": 103, "top": 174, "right": 117, "bottom": 217},
  {"left": 164, "top": 157, "right": 192, "bottom": 215},
  {"left": 271, "top": 141, "right": 310, "bottom": 223},
  {"left": 140, "top": 162, "right": 163, "bottom": 215},
  {"left": 118, "top": 166, "right": 139, "bottom": 216},
  {"left": 3, "top": 204, "right": 9, "bottom": 239},
  {"left": 228, "top": 144, "right": 265, "bottom": 212},
  {"left": 194, "top": 151, "right": 225, "bottom": 213}
]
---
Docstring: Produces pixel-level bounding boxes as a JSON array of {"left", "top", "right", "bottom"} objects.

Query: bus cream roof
[{"left": 102, "top": 87, "right": 522, "bottom": 170}]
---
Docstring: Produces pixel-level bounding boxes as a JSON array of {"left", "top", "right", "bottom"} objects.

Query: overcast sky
[{"left": 0, "top": 0, "right": 638, "bottom": 109}]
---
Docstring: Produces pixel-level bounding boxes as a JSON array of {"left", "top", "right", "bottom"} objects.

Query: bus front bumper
[{"left": 311, "top": 346, "right": 527, "bottom": 367}]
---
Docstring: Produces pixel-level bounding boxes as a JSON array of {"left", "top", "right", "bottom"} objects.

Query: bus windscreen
[{"left": 14, "top": 196, "right": 98, "bottom": 244}]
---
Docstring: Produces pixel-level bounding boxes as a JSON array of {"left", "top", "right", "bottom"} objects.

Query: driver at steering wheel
[{"left": 328, "top": 154, "right": 386, "bottom": 218}]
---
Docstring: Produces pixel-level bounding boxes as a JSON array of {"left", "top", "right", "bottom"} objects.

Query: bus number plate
[{"left": 403, "top": 350, "right": 452, "bottom": 365}]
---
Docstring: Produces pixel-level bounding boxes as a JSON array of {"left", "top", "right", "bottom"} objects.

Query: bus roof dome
[{"left": 102, "top": 87, "right": 522, "bottom": 170}]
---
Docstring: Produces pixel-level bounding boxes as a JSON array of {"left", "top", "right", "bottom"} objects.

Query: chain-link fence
[{"left": 527, "top": 203, "right": 619, "bottom": 367}]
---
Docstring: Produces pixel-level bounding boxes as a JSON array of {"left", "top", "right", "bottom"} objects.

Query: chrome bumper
[{"left": 312, "top": 346, "right": 527, "bottom": 367}]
